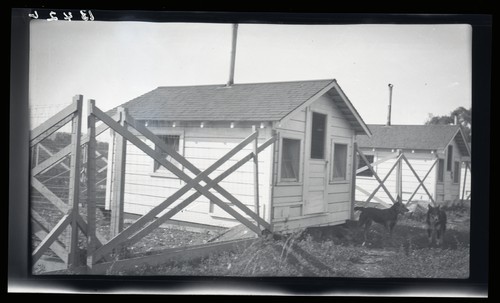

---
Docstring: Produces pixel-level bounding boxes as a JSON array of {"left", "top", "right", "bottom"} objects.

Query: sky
[{"left": 29, "top": 20, "right": 472, "bottom": 129}]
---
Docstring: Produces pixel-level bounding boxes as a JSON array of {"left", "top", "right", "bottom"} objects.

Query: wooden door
[
  {"left": 304, "top": 159, "right": 328, "bottom": 214},
  {"left": 303, "top": 111, "right": 328, "bottom": 215}
]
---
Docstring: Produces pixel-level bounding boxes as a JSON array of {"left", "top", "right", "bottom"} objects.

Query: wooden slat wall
[
  {"left": 444, "top": 139, "right": 462, "bottom": 201},
  {"left": 313, "top": 95, "right": 353, "bottom": 221},
  {"left": 460, "top": 163, "right": 471, "bottom": 199},
  {"left": 272, "top": 108, "right": 306, "bottom": 221},
  {"left": 121, "top": 126, "right": 272, "bottom": 228},
  {"left": 271, "top": 94, "right": 356, "bottom": 229}
]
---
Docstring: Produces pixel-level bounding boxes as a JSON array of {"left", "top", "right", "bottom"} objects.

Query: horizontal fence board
[{"left": 90, "top": 238, "right": 256, "bottom": 275}]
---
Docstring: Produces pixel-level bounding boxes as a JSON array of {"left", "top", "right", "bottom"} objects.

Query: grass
[
  {"left": 109, "top": 207, "right": 470, "bottom": 278},
  {"left": 381, "top": 245, "right": 469, "bottom": 278},
  {"left": 33, "top": 184, "right": 470, "bottom": 278}
]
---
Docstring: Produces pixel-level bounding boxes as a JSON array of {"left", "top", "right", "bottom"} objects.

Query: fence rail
[
  {"left": 355, "top": 147, "right": 469, "bottom": 206},
  {"left": 31, "top": 95, "right": 276, "bottom": 273}
]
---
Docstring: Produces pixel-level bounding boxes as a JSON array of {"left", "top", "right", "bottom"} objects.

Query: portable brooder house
[
  {"left": 355, "top": 124, "right": 471, "bottom": 204},
  {"left": 106, "top": 79, "right": 371, "bottom": 232}
]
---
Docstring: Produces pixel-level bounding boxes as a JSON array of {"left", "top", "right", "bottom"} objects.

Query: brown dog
[
  {"left": 426, "top": 204, "right": 447, "bottom": 246},
  {"left": 354, "top": 196, "right": 409, "bottom": 245}
]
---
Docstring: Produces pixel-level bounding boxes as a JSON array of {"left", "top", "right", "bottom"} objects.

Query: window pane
[
  {"left": 454, "top": 161, "right": 460, "bottom": 183},
  {"left": 447, "top": 145, "right": 453, "bottom": 171},
  {"left": 311, "top": 112, "right": 326, "bottom": 159},
  {"left": 155, "top": 135, "right": 180, "bottom": 171},
  {"left": 437, "top": 159, "right": 444, "bottom": 182},
  {"left": 281, "top": 138, "right": 300, "bottom": 181},
  {"left": 333, "top": 143, "right": 348, "bottom": 180},
  {"left": 357, "top": 154, "right": 374, "bottom": 177}
]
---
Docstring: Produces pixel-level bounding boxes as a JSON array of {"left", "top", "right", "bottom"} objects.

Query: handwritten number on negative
[
  {"left": 47, "top": 11, "right": 58, "bottom": 21},
  {"left": 80, "top": 10, "right": 94, "bottom": 21}
]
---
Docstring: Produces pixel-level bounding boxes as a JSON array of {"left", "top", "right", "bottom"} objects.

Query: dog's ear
[
  {"left": 396, "top": 195, "right": 401, "bottom": 203},
  {"left": 428, "top": 204, "right": 433, "bottom": 210}
]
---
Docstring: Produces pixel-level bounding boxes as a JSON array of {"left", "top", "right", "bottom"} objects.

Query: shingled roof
[
  {"left": 107, "top": 79, "right": 370, "bottom": 135},
  {"left": 356, "top": 124, "right": 470, "bottom": 157}
]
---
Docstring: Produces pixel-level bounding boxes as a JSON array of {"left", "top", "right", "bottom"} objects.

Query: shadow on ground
[{"left": 297, "top": 214, "right": 470, "bottom": 251}]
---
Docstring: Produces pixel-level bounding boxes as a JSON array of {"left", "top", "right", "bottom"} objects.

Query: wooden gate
[
  {"left": 30, "top": 95, "right": 112, "bottom": 271},
  {"left": 30, "top": 95, "right": 276, "bottom": 273}
]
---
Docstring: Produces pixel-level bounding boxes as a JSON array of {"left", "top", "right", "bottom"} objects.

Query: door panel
[{"left": 304, "top": 160, "right": 327, "bottom": 214}]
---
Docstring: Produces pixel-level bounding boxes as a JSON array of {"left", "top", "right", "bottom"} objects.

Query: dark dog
[
  {"left": 426, "top": 204, "right": 447, "bottom": 246},
  {"left": 354, "top": 196, "right": 409, "bottom": 245}
]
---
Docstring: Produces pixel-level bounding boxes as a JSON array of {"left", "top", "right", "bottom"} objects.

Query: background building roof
[{"left": 356, "top": 124, "right": 470, "bottom": 156}]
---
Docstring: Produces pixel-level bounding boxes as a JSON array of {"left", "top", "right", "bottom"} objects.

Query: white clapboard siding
[
  {"left": 440, "top": 139, "right": 462, "bottom": 201},
  {"left": 326, "top": 182, "right": 351, "bottom": 208},
  {"left": 273, "top": 185, "right": 303, "bottom": 198},
  {"left": 327, "top": 191, "right": 350, "bottom": 204},
  {"left": 124, "top": 202, "right": 239, "bottom": 228},
  {"left": 271, "top": 94, "right": 355, "bottom": 226},
  {"left": 327, "top": 201, "right": 351, "bottom": 212},
  {"left": 119, "top": 126, "right": 272, "bottom": 228},
  {"left": 330, "top": 126, "right": 353, "bottom": 139},
  {"left": 279, "top": 119, "right": 306, "bottom": 134},
  {"left": 328, "top": 182, "right": 350, "bottom": 195},
  {"left": 460, "top": 163, "right": 471, "bottom": 199}
]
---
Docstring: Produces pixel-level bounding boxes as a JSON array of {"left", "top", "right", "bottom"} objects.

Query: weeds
[{"left": 381, "top": 243, "right": 469, "bottom": 278}]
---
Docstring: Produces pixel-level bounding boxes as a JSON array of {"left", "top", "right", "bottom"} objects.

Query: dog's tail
[{"left": 354, "top": 206, "right": 365, "bottom": 212}]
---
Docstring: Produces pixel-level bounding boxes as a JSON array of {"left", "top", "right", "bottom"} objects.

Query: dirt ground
[
  {"left": 33, "top": 200, "right": 470, "bottom": 278},
  {"left": 105, "top": 203, "right": 470, "bottom": 278},
  {"left": 293, "top": 206, "right": 470, "bottom": 278}
]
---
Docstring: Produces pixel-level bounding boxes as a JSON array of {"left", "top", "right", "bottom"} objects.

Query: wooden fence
[
  {"left": 30, "top": 95, "right": 276, "bottom": 273},
  {"left": 355, "top": 146, "right": 438, "bottom": 207}
]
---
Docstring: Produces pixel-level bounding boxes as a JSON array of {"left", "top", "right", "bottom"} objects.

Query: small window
[
  {"left": 281, "top": 138, "right": 301, "bottom": 181},
  {"left": 453, "top": 161, "right": 460, "bottom": 183},
  {"left": 154, "top": 135, "right": 180, "bottom": 172},
  {"left": 447, "top": 145, "right": 453, "bottom": 171},
  {"left": 332, "top": 143, "right": 348, "bottom": 181},
  {"left": 437, "top": 158, "right": 445, "bottom": 182},
  {"left": 310, "top": 112, "right": 327, "bottom": 159},
  {"left": 357, "top": 154, "right": 374, "bottom": 177}
]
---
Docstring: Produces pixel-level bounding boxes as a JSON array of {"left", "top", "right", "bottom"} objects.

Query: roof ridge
[{"left": 156, "top": 78, "right": 335, "bottom": 89}]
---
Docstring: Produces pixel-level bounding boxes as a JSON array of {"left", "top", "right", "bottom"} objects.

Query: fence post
[
  {"left": 67, "top": 95, "right": 83, "bottom": 268},
  {"left": 35, "top": 143, "right": 41, "bottom": 166},
  {"left": 461, "top": 161, "right": 468, "bottom": 201},
  {"left": 268, "top": 129, "right": 278, "bottom": 227},
  {"left": 252, "top": 125, "right": 260, "bottom": 229},
  {"left": 350, "top": 142, "right": 358, "bottom": 220},
  {"left": 105, "top": 129, "right": 115, "bottom": 211},
  {"left": 110, "top": 107, "right": 127, "bottom": 238},
  {"left": 396, "top": 149, "right": 402, "bottom": 201},
  {"left": 86, "top": 99, "right": 97, "bottom": 267}
]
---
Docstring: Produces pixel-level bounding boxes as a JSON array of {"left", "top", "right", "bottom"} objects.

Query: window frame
[
  {"left": 150, "top": 128, "right": 184, "bottom": 178},
  {"left": 453, "top": 161, "right": 460, "bottom": 184},
  {"left": 310, "top": 111, "right": 328, "bottom": 160},
  {"left": 447, "top": 145, "right": 453, "bottom": 171},
  {"left": 437, "top": 158, "right": 445, "bottom": 183},
  {"left": 356, "top": 153, "right": 375, "bottom": 178},
  {"left": 277, "top": 132, "right": 303, "bottom": 184},
  {"left": 329, "top": 139, "right": 350, "bottom": 183}
]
